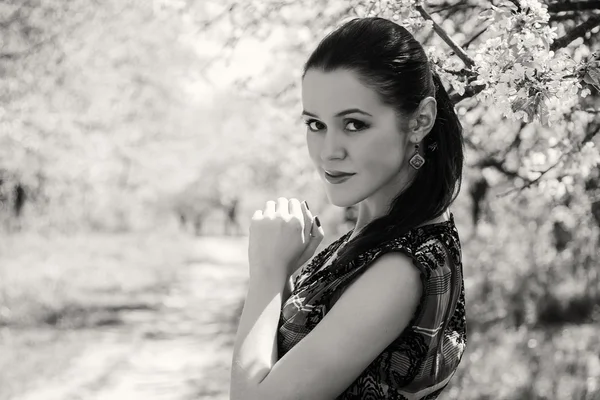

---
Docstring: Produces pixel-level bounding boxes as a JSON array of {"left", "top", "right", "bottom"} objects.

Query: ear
[{"left": 408, "top": 97, "right": 437, "bottom": 140}]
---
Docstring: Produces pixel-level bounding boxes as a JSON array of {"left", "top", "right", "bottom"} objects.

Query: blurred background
[{"left": 0, "top": 0, "right": 599, "bottom": 399}]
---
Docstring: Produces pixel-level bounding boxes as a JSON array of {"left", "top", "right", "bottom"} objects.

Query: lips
[{"left": 324, "top": 170, "right": 355, "bottom": 178}]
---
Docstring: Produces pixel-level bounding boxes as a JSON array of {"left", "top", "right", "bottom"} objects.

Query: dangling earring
[{"left": 409, "top": 143, "right": 425, "bottom": 170}]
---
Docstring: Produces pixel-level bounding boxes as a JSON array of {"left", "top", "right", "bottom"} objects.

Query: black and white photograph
[{"left": 1, "top": 1, "right": 599, "bottom": 399}]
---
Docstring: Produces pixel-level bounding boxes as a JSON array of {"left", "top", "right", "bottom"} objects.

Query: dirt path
[{"left": 13, "top": 237, "right": 248, "bottom": 400}]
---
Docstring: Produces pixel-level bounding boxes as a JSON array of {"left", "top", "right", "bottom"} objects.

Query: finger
[
  {"left": 300, "top": 201, "right": 314, "bottom": 238},
  {"left": 307, "top": 216, "right": 325, "bottom": 248},
  {"left": 289, "top": 198, "right": 304, "bottom": 223},
  {"left": 252, "top": 209, "right": 263, "bottom": 220},
  {"left": 264, "top": 200, "right": 276, "bottom": 217},
  {"left": 277, "top": 197, "right": 289, "bottom": 218},
  {"left": 312, "top": 216, "right": 324, "bottom": 238}
]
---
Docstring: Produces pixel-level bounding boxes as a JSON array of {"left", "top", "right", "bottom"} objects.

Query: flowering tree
[
  {"left": 194, "top": 0, "right": 599, "bottom": 199},
  {"left": 376, "top": 0, "right": 600, "bottom": 202}
]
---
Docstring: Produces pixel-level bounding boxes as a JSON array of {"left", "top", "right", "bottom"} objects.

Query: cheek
[
  {"left": 306, "top": 133, "right": 320, "bottom": 162},
  {"left": 359, "top": 137, "right": 405, "bottom": 173}
]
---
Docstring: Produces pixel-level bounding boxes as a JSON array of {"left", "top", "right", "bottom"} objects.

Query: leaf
[
  {"left": 511, "top": 97, "right": 527, "bottom": 113},
  {"left": 583, "top": 66, "right": 600, "bottom": 89},
  {"left": 537, "top": 96, "right": 549, "bottom": 126},
  {"left": 511, "top": 96, "right": 536, "bottom": 122},
  {"left": 511, "top": 89, "right": 551, "bottom": 125}
]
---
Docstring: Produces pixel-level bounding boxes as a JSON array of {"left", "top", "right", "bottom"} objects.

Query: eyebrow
[{"left": 301, "top": 108, "right": 373, "bottom": 118}]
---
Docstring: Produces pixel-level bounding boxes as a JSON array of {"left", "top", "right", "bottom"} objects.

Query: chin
[{"left": 324, "top": 191, "right": 361, "bottom": 208}]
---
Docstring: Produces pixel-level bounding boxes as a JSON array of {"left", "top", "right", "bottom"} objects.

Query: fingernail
[
  {"left": 315, "top": 216, "right": 321, "bottom": 227},
  {"left": 303, "top": 201, "right": 310, "bottom": 210}
]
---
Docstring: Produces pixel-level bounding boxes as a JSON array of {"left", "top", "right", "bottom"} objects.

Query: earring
[{"left": 409, "top": 143, "right": 425, "bottom": 169}]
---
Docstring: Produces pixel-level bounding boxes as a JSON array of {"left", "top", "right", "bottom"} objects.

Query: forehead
[{"left": 302, "top": 69, "right": 385, "bottom": 115}]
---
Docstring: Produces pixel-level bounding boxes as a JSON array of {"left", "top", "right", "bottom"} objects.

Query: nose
[{"left": 320, "top": 129, "right": 346, "bottom": 162}]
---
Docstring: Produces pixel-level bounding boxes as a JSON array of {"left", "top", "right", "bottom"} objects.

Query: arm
[
  {"left": 282, "top": 275, "right": 294, "bottom": 303},
  {"left": 230, "top": 252, "right": 423, "bottom": 400},
  {"left": 231, "top": 268, "right": 286, "bottom": 400}
]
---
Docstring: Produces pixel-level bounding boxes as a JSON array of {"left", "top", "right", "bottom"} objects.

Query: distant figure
[
  {"left": 224, "top": 197, "right": 241, "bottom": 236},
  {"left": 14, "top": 183, "right": 26, "bottom": 217},
  {"left": 552, "top": 220, "right": 571, "bottom": 252},
  {"left": 469, "top": 175, "right": 488, "bottom": 229},
  {"left": 0, "top": 177, "right": 6, "bottom": 213},
  {"left": 193, "top": 213, "right": 205, "bottom": 236}
]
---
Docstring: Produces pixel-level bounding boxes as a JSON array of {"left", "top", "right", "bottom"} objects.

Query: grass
[
  {"left": 0, "top": 230, "right": 194, "bottom": 328},
  {"left": 0, "top": 229, "right": 197, "bottom": 399}
]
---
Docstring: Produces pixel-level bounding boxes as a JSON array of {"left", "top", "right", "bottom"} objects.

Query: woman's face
[{"left": 301, "top": 68, "right": 417, "bottom": 209}]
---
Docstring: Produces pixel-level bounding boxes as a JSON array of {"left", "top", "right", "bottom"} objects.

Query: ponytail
[{"left": 335, "top": 70, "right": 464, "bottom": 265}]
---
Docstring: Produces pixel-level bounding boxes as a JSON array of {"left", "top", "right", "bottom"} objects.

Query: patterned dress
[{"left": 277, "top": 213, "right": 467, "bottom": 399}]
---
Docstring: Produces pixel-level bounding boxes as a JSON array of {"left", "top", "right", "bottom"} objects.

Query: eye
[
  {"left": 304, "top": 118, "right": 369, "bottom": 132},
  {"left": 345, "top": 119, "right": 369, "bottom": 132},
  {"left": 304, "top": 119, "right": 325, "bottom": 132}
]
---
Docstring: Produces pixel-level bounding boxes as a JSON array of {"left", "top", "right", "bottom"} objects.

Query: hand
[{"left": 248, "top": 197, "right": 325, "bottom": 279}]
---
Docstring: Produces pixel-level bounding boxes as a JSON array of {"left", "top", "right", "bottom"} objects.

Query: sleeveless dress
[{"left": 277, "top": 213, "right": 467, "bottom": 399}]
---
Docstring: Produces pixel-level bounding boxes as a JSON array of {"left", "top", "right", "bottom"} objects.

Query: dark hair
[{"left": 302, "top": 17, "right": 464, "bottom": 264}]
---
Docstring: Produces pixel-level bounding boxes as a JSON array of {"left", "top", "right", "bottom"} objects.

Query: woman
[{"left": 231, "top": 17, "right": 466, "bottom": 399}]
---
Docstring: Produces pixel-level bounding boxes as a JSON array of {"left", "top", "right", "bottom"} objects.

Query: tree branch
[
  {"left": 196, "top": 4, "right": 236, "bottom": 30},
  {"left": 454, "top": 13, "right": 600, "bottom": 104},
  {"left": 497, "top": 122, "right": 600, "bottom": 197},
  {"left": 428, "top": 1, "right": 479, "bottom": 16},
  {"left": 550, "top": 12, "right": 588, "bottom": 22},
  {"left": 471, "top": 121, "right": 527, "bottom": 181},
  {"left": 415, "top": 4, "right": 476, "bottom": 68},
  {"left": 502, "top": 121, "right": 526, "bottom": 158},
  {"left": 580, "top": 122, "right": 600, "bottom": 149},
  {"left": 462, "top": 24, "right": 490, "bottom": 49},
  {"left": 497, "top": 157, "right": 564, "bottom": 197},
  {"left": 548, "top": 1, "right": 600, "bottom": 13},
  {"left": 551, "top": 14, "right": 600, "bottom": 50},
  {"left": 440, "top": 67, "right": 477, "bottom": 78},
  {"left": 450, "top": 83, "right": 486, "bottom": 104},
  {"left": 478, "top": 157, "right": 523, "bottom": 179}
]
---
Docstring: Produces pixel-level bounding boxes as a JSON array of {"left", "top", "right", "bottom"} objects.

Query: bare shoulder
[{"left": 342, "top": 250, "right": 421, "bottom": 295}]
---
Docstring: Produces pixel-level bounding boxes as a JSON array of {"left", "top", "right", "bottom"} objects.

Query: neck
[{"left": 350, "top": 208, "right": 449, "bottom": 242}]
